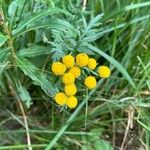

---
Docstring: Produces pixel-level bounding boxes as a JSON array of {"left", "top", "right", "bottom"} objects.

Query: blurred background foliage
[{"left": 0, "top": 0, "right": 150, "bottom": 149}]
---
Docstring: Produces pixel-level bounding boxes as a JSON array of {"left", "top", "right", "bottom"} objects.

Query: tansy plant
[{"left": 52, "top": 53, "right": 111, "bottom": 109}]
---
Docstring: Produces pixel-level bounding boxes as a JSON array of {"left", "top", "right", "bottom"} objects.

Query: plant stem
[
  {"left": 5, "top": 73, "right": 32, "bottom": 150},
  {"left": 82, "top": 0, "right": 87, "bottom": 10},
  {"left": 45, "top": 79, "right": 103, "bottom": 150},
  {"left": 1, "top": 10, "right": 16, "bottom": 63},
  {"left": 84, "top": 88, "right": 88, "bottom": 129}
]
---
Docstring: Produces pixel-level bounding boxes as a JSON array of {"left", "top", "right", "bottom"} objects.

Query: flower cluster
[{"left": 51, "top": 53, "right": 111, "bottom": 109}]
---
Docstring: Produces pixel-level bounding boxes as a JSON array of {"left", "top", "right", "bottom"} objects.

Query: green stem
[
  {"left": 0, "top": 144, "right": 47, "bottom": 149},
  {"left": 84, "top": 88, "right": 88, "bottom": 129},
  {"left": 1, "top": 10, "right": 16, "bottom": 63},
  {"left": 45, "top": 79, "right": 103, "bottom": 150}
]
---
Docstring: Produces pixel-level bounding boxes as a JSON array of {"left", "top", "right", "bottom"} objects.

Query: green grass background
[{"left": 0, "top": 0, "right": 150, "bottom": 149}]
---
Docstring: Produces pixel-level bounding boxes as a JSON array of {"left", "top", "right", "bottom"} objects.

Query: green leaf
[
  {"left": 14, "top": 18, "right": 78, "bottom": 38},
  {"left": 0, "top": 34, "right": 8, "bottom": 47},
  {"left": 8, "top": 0, "right": 18, "bottom": 16},
  {"left": 88, "top": 44, "right": 136, "bottom": 88},
  {"left": 137, "top": 119, "right": 150, "bottom": 132},
  {"left": 45, "top": 80, "right": 104, "bottom": 149},
  {"left": 13, "top": 77, "right": 32, "bottom": 108},
  {"left": 86, "top": 14, "right": 103, "bottom": 31},
  {"left": 86, "top": 14, "right": 150, "bottom": 42},
  {"left": 8, "top": 0, "right": 26, "bottom": 28},
  {"left": 94, "top": 140, "right": 113, "bottom": 150},
  {"left": 8, "top": 0, "right": 25, "bottom": 17},
  {"left": 29, "top": 18, "right": 77, "bottom": 36},
  {"left": 0, "top": 48, "right": 10, "bottom": 74},
  {"left": 18, "top": 85, "right": 32, "bottom": 108},
  {"left": 13, "top": 8, "right": 72, "bottom": 36},
  {"left": 17, "top": 45, "right": 51, "bottom": 57},
  {"left": 16, "top": 56, "right": 57, "bottom": 96},
  {"left": 124, "top": 2, "right": 150, "bottom": 11}
]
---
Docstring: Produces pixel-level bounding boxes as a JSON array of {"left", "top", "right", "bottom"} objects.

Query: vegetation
[{"left": 0, "top": 0, "right": 150, "bottom": 149}]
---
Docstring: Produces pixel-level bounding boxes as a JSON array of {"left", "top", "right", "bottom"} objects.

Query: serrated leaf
[
  {"left": 13, "top": 8, "right": 72, "bottom": 36},
  {"left": 84, "top": 14, "right": 150, "bottom": 42},
  {"left": 0, "top": 34, "right": 8, "bottom": 47},
  {"left": 86, "top": 14, "right": 103, "bottom": 31},
  {"left": 16, "top": 56, "right": 57, "bottom": 96},
  {"left": 14, "top": 18, "right": 78, "bottom": 38},
  {"left": 17, "top": 45, "right": 51, "bottom": 57}
]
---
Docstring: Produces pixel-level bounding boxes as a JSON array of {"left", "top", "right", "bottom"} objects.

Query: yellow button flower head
[
  {"left": 76, "top": 53, "right": 89, "bottom": 67},
  {"left": 69, "top": 66, "right": 81, "bottom": 78},
  {"left": 62, "top": 55, "right": 75, "bottom": 68},
  {"left": 66, "top": 96, "right": 78, "bottom": 108},
  {"left": 88, "top": 58, "right": 97, "bottom": 70},
  {"left": 62, "top": 73, "right": 75, "bottom": 85},
  {"left": 84, "top": 76, "right": 97, "bottom": 89},
  {"left": 65, "top": 84, "right": 77, "bottom": 96},
  {"left": 52, "top": 62, "right": 66, "bottom": 75},
  {"left": 54, "top": 92, "right": 67, "bottom": 105},
  {"left": 98, "top": 66, "right": 111, "bottom": 78}
]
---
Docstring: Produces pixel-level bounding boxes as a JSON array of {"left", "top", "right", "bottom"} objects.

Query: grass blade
[
  {"left": 124, "top": 2, "right": 150, "bottom": 11},
  {"left": 0, "top": 34, "right": 8, "bottom": 47},
  {"left": 88, "top": 44, "right": 135, "bottom": 88},
  {"left": 45, "top": 79, "right": 104, "bottom": 149}
]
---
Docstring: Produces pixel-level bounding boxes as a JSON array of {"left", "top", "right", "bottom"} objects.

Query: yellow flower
[
  {"left": 88, "top": 58, "right": 97, "bottom": 70},
  {"left": 62, "top": 55, "right": 75, "bottom": 68},
  {"left": 76, "top": 53, "right": 89, "bottom": 67},
  {"left": 54, "top": 92, "right": 67, "bottom": 105},
  {"left": 98, "top": 66, "right": 111, "bottom": 78},
  {"left": 66, "top": 96, "right": 78, "bottom": 108},
  {"left": 62, "top": 73, "right": 75, "bottom": 85},
  {"left": 52, "top": 62, "right": 66, "bottom": 75},
  {"left": 84, "top": 76, "right": 97, "bottom": 89},
  {"left": 69, "top": 66, "right": 81, "bottom": 78},
  {"left": 65, "top": 84, "right": 77, "bottom": 96}
]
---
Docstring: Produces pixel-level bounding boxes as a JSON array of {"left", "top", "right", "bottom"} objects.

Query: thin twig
[
  {"left": 108, "top": 106, "right": 116, "bottom": 149},
  {"left": 82, "top": 0, "right": 87, "bottom": 11},
  {"left": 120, "top": 105, "right": 134, "bottom": 150},
  {"left": 6, "top": 75, "right": 32, "bottom": 150},
  {"left": 18, "top": 100, "right": 32, "bottom": 150}
]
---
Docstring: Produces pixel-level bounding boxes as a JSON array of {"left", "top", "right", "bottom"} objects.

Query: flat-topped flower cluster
[{"left": 51, "top": 53, "right": 111, "bottom": 109}]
